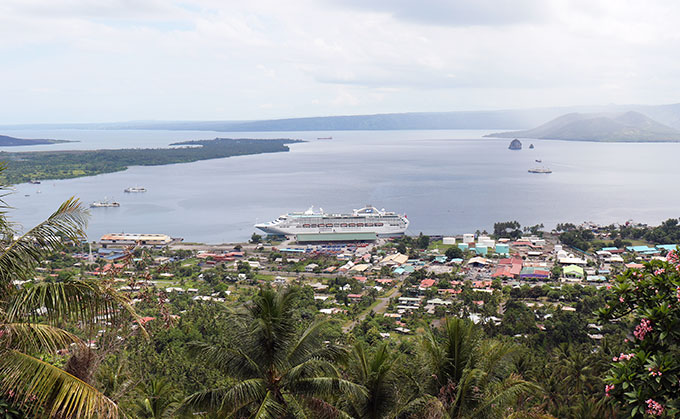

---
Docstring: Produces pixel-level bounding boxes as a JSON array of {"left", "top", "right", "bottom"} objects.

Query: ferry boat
[
  {"left": 255, "top": 205, "right": 409, "bottom": 237},
  {"left": 124, "top": 186, "right": 147, "bottom": 193},
  {"left": 528, "top": 167, "right": 552, "bottom": 174},
  {"left": 90, "top": 198, "right": 120, "bottom": 208}
]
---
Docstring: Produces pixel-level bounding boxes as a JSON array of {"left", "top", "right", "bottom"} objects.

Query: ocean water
[{"left": 1, "top": 128, "right": 679, "bottom": 243}]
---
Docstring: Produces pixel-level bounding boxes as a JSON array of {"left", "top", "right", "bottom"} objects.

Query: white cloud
[{"left": 0, "top": 0, "right": 679, "bottom": 123}]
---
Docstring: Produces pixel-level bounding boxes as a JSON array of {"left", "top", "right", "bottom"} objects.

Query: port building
[{"left": 100, "top": 233, "right": 174, "bottom": 248}]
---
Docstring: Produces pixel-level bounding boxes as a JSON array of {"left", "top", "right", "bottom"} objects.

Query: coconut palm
[
  {"left": 181, "top": 286, "right": 366, "bottom": 417},
  {"left": 416, "top": 317, "right": 539, "bottom": 419},
  {"left": 133, "top": 378, "right": 179, "bottom": 418},
  {"left": 345, "top": 342, "right": 399, "bottom": 419},
  {"left": 0, "top": 194, "right": 140, "bottom": 418}
]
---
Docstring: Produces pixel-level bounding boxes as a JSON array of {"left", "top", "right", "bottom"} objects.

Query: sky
[{"left": 2, "top": 0, "right": 680, "bottom": 123}]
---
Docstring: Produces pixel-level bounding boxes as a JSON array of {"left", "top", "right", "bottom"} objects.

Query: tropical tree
[
  {"left": 417, "top": 317, "right": 539, "bottom": 418},
  {"left": 345, "top": 342, "right": 399, "bottom": 419},
  {"left": 0, "top": 193, "right": 141, "bottom": 418},
  {"left": 132, "top": 378, "right": 179, "bottom": 418},
  {"left": 599, "top": 253, "right": 680, "bottom": 417},
  {"left": 181, "top": 286, "right": 366, "bottom": 417}
]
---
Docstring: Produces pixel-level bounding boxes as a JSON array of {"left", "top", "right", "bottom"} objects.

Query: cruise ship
[{"left": 255, "top": 206, "right": 409, "bottom": 237}]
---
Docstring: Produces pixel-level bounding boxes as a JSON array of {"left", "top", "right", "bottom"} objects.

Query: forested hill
[
  {"left": 0, "top": 138, "right": 301, "bottom": 184},
  {"left": 0, "top": 134, "right": 73, "bottom": 146}
]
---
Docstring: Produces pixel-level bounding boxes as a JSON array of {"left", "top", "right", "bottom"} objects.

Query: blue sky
[{"left": 2, "top": 0, "right": 679, "bottom": 123}]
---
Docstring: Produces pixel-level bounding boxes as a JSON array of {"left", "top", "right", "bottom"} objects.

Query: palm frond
[
  {"left": 253, "top": 391, "right": 286, "bottom": 419},
  {"left": 178, "top": 387, "right": 231, "bottom": 415},
  {"left": 187, "top": 341, "right": 262, "bottom": 379},
  {"left": 468, "top": 374, "right": 540, "bottom": 418},
  {"left": 396, "top": 395, "right": 446, "bottom": 419},
  {"left": 0, "top": 349, "right": 117, "bottom": 418},
  {"left": 0, "top": 197, "right": 87, "bottom": 287},
  {"left": 288, "top": 319, "right": 344, "bottom": 366},
  {"left": 289, "top": 377, "right": 367, "bottom": 401},
  {"left": 1, "top": 322, "right": 82, "bottom": 353},
  {"left": 6, "top": 278, "right": 143, "bottom": 334}
]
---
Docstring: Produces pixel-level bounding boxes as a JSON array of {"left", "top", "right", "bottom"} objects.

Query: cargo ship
[{"left": 255, "top": 205, "right": 409, "bottom": 238}]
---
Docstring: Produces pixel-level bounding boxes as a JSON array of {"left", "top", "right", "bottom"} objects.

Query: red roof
[
  {"left": 420, "top": 279, "right": 436, "bottom": 288},
  {"left": 353, "top": 276, "right": 368, "bottom": 282},
  {"left": 375, "top": 278, "right": 394, "bottom": 284},
  {"left": 138, "top": 317, "right": 155, "bottom": 325}
]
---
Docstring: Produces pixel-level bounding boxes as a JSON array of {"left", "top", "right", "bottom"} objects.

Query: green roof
[
  {"left": 295, "top": 232, "right": 377, "bottom": 242},
  {"left": 563, "top": 265, "right": 584, "bottom": 276}
]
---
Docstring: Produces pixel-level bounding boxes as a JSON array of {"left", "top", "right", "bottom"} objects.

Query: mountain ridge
[{"left": 485, "top": 111, "right": 680, "bottom": 142}]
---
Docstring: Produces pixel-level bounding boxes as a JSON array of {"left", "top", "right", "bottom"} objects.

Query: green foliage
[
  {"left": 445, "top": 245, "right": 463, "bottom": 260},
  {"left": 0, "top": 138, "right": 299, "bottom": 184},
  {"left": 494, "top": 221, "right": 522, "bottom": 239},
  {"left": 559, "top": 228, "right": 595, "bottom": 251},
  {"left": 599, "top": 255, "right": 680, "bottom": 417}
]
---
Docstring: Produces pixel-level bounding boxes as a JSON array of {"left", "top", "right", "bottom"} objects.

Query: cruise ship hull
[{"left": 255, "top": 206, "right": 409, "bottom": 239}]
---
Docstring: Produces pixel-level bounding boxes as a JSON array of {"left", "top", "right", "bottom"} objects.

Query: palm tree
[
  {"left": 181, "top": 286, "right": 366, "bottom": 417},
  {"left": 416, "top": 317, "right": 539, "bottom": 419},
  {"left": 0, "top": 194, "right": 141, "bottom": 418},
  {"left": 132, "top": 378, "right": 178, "bottom": 418},
  {"left": 345, "top": 342, "right": 399, "bottom": 419}
]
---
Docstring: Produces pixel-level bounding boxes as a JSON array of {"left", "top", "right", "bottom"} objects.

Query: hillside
[
  {"left": 0, "top": 134, "right": 72, "bottom": 146},
  {"left": 485, "top": 111, "right": 680, "bottom": 142}
]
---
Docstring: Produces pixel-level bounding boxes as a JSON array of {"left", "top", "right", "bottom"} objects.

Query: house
[
  {"left": 563, "top": 265, "right": 584, "bottom": 279},
  {"left": 419, "top": 278, "right": 436, "bottom": 290},
  {"left": 305, "top": 263, "right": 319, "bottom": 272}
]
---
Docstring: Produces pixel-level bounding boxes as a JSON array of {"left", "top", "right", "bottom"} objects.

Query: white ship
[
  {"left": 124, "top": 186, "right": 147, "bottom": 193},
  {"left": 528, "top": 167, "right": 552, "bottom": 174},
  {"left": 90, "top": 198, "right": 120, "bottom": 208},
  {"left": 255, "top": 206, "right": 409, "bottom": 237}
]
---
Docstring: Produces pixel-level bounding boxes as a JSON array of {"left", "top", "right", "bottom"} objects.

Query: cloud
[
  {"left": 1, "top": 0, "right": 680, "bottom": 123},
  {"left": 325, "top": 0, "right": 552, "bottom": 26}
]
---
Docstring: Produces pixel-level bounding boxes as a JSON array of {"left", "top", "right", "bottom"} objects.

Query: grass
[{"left": 428, "top": 240, "right": 455, "bottom": 251}]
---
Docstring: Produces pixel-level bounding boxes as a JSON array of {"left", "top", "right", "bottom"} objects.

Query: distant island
[
  {"left": 0, "top": 138, "right": 301, "bottom": 184},
  {"left": 508, "top": 139, "right": 522, "bottom": 150},
  {"left": 485, "top": 111, "right": 680, "bottom": 142},
  {"left": 0, "top": 134, "right": 74, "bottom": 146}
]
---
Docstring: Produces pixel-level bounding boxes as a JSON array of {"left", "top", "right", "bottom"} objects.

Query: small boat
[
  {"left": 529, "top": 144, "right": 535, "bottom": 149},
  {"left": 528, "top": 167, "right": 552, "bottom": 174},
  {"left": 90, "top": 198, "right": 120, "bottom": 208},
  {"left": 29, "top": 179, "right": 41, "bottom": 184},
  {"left": 535, "top": 159, "right": 542, "bottom": 163},
  {"left": 317, "top": 136, "right": 333, "bottom": 140},
  {"left": 124, "top": 186, "right": 147, "bottom": 193}
]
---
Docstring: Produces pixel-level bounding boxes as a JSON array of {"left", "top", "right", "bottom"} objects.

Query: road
[{"left": 342, "top": 286, "right": 401, "bottom": 333}]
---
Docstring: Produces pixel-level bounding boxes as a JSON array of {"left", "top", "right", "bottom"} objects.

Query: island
[
  {"left": 508, "top": 139, "right": 522, "bottom": 150},
  {"left": 486, "top": 111, "right": 680, "bottom": 142},
  {"left": 0, "top": 138, "right": 301, "bottom": 184},
  {"left": 0, "top": 134, "right": 74, "bottom": 146}
]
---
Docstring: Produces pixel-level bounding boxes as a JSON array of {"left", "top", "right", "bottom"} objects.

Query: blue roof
[
  {"left": 626, "top": 245, "right": 656, "bottom": 252},
  {"left": 601, "top": 247, "right": 619, "bottom": 251},
  {"left": 656, "top": 244, "right": 678, "bottom": 251}
]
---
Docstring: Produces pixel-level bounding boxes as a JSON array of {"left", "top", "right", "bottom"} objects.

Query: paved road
[{"left": 342, "top": 287, "right": 401, "bottom": 333}]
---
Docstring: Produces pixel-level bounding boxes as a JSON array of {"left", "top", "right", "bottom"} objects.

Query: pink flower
[
  {"left": 605, "top": 384, "right": 614, "bottom": 397},
  {"left": 646, "top": 399, "right": 664, "bottom": 416},
  {"left": 619, "top": 296, "right": 625, "bottom": 303},
  {"left": 634, "top": 318, "right": 652, "bottom": 341},
  {"left": 613, "top": 352, "right": 635, "bottom": 362}
]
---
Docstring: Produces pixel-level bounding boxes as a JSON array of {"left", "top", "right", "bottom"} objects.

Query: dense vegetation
[
  {"left": 0, "top": 138, "right": 300, "bottom": 184},
  {"left": 3, "top": 192, "right": 680, "bottom": 417},
  {"left": 0, "top": 134, "right": 72, "bottom": 146}
]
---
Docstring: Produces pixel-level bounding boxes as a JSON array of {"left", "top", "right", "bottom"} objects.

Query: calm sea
[{"left": 1, "top": 128, "right": 678, "bottom": 243}]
